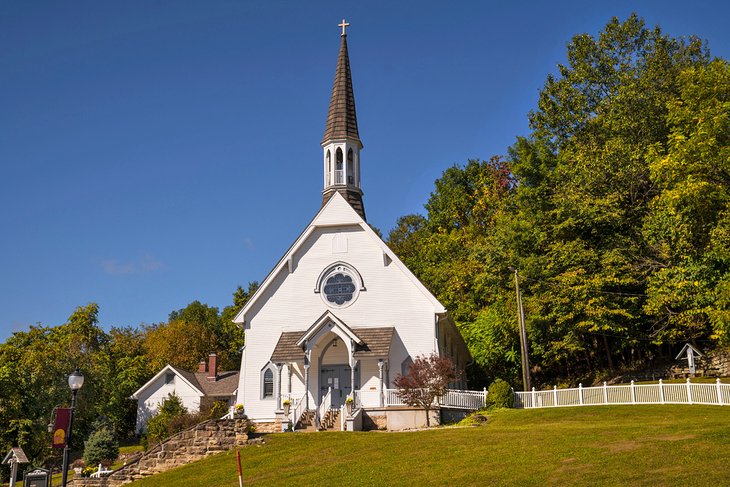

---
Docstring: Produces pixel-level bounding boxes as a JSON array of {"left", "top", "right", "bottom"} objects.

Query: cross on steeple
[{"left": 338, "top": 19, "right": 350, "bottom": 36}]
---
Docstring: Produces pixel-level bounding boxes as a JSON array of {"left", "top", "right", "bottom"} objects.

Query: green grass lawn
[{"left": 128, "top": 405, "right": 729, "bottom": 486}]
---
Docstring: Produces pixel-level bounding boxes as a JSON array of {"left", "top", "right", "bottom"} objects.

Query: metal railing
[{"left": 514, "top": 378, "right": 730, "bottom": 409}]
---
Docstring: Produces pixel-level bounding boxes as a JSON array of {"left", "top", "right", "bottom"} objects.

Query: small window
[
  {"left": 263, "top": 369, "right": 274, "bottom": 398},
  {"left": 165, "top": 373, "right": 175, "bottom": 385},
  {"left": 401, "top": 356, "right": 413, "bottom": 376},
  {"left": 336, "top": 148, "right": 343, "bottom": 169}
]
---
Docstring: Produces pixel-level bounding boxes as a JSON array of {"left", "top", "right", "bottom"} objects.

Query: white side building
[{"left": 132, "top": 353, "right": 238, "bottom": 433}]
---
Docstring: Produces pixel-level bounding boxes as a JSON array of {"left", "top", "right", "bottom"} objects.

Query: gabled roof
[
  {"left": 130, "top": 365, "right": 239, "bottom": 400},
  {"left": 3, "top": 447, "right": 29, "bottom": 464},
  {"left": 191, "top": 370, "right": 239, "bottom": 396},
  {"left": 322, "top": 34, "right": 361, "bottom": 146},
  {"left": 270, "top": 326, "right": 395, "bottom": 363},
  {"left": 675, "top": 343, "right": 703, "bottom": 360},
  {"left": 295, "top": 310, "right": 365, "bottom": 348},
  {"left": 233, "top": 192, "right": 446, "bottom": 325}
]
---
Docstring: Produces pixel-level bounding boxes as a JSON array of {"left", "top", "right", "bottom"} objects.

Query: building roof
[
  {"left": 171, "top": 366, "right": 239, "bottom": 397},
  {"left": 270, "top": 326, "right": 395, "bottom": 363},
  {"left": 321, "top": 34, "right": 361, "bottom": 146},
  {"left": 2, "top": 447, "right": 29, "bottom": 464},
  {"left": 131, "top": 365, "right": 238, "bottom": 400}
]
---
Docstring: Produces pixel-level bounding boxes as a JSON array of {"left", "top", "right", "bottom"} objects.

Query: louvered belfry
[{"left": 320, "top": 25, "right": 366, "bottom": 221}]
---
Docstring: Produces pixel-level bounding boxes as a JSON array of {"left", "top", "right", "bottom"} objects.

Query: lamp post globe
[
  {"left": 61, "top": 369, "right": 84, "bottom": 487},
  {"left": 68, "top": 368, "right": 84, "bottom": 391}
]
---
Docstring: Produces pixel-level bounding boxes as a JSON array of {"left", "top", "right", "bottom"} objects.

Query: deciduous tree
[{"left": 393, "top": 354, "right": 459, "bottom": 427}]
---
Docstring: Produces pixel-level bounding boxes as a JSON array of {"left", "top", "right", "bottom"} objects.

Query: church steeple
[{"left": 321, "top": 19, "right": 366, "bottom": 221}]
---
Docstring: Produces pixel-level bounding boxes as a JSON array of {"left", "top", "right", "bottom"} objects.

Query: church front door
[{"left": 319, "top": 364, "right": 352, "bottom": 408}]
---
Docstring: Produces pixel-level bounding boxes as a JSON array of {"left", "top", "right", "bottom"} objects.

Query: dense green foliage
[
  {"left": 129, "top": 406, "right": 730, "bottom": 486},
  {"left": 388, "top": 15, "right": 730, "bottom": 387},
  {"left": 83, "top": 427, "right": 119, "bottom": 466},
  {"left": 0, "top": 283, "right": 255, "bottom": 471},
  {"left": 486, "top": 379, "right": 514, "bottom": 409}
]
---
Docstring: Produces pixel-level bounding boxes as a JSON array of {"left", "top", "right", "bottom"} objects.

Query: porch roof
[{"left": 270, "top": 327, "right": 395, "bottom": 363}]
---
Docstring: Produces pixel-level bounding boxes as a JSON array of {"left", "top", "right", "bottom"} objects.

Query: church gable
[{"left": 234, "top": 191, "right": 445, "bottom": 326}]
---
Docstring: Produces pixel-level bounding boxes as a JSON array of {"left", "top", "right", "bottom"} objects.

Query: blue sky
[{"left": 2, "top": 1, "right": 729, "bottom": 340}]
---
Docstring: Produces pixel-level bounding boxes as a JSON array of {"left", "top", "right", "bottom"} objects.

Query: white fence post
[
  {"left": 631, "top": 380, "right": 636, "bottom": 404},
  {"left": 531, "top": 387, "right": 536, "bottom": 408},
  {"left": 659, "top": 379, "right": 665, "bottom": 404},
  {"left": 717, "top": 378, "right": 723, "bottom": 406},
  {"left": 579, "top": 383, "right": 584, "bottom": 405},
  {"left": 603, "top": 382, "right": 608, "bottom": 404},
  {"left": 553, "top": 385, "right": 558, "bottom": 407},
  {"left": 687, "top": 378, "right": 693, "bottom": 405},
  {"left": 483, "top": 387, "right": 487, "bottom": 408}
]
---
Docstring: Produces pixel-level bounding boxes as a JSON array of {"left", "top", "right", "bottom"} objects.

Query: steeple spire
[
  {"left": 321, "top": 25, "right": 361, "bottom": 147},
  {"left": 321, "top": 19, "right": 366, "bottom": 221}
]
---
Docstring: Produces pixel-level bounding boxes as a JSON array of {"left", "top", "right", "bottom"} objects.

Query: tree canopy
[{"left": 387, "top": 14, "right": 729, "bottom": 387}]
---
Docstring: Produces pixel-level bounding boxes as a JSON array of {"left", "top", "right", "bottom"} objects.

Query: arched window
[
  {"left": 347, "top": 149, "right": 354, "bottom": 184},
  {"left": 325, "top": 149, "right": 332, "bottom": 185},
  {"left": 261, "top": 364, "right": 276, "bottom": 399},
  {"left": 335, "top": 148, "right": 343, "bottom": 184}
]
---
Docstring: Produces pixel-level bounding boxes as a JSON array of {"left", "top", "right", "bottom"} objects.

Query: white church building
[{"left": 233, "top": 22, "right": 470, "bottom": 431}]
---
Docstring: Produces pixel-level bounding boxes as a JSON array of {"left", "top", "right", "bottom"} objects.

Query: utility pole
[{"left": 510, "top": 267, "right": 531, "bottom": 391}]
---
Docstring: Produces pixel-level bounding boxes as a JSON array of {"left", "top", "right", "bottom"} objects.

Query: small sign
[
  {"left": 23, "top": 468, "right": 50, "bottom": 487},
  {"left": 52, "top": 408, "right": 71, "bottom": 449}
]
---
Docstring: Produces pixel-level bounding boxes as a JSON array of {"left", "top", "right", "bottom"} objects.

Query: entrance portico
[{"left": 269, "top": 311, "right": 393, "bottom": 423}]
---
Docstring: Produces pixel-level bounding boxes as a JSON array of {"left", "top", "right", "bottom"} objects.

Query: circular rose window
[{"left": 317, "top": 263, "right": 363, "bottom": 308}]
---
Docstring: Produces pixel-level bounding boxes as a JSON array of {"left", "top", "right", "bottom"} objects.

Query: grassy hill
[{"left": 129, "top": 405, "right": 730, "bottom": 486}]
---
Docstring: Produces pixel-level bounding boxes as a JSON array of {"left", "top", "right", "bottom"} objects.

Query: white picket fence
[{"left": 514, "top": 378, "right": 730, "bottom": 409}]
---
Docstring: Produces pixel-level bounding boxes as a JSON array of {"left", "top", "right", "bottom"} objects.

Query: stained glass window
[{"left": 323, "top": 273, "right": 356, "bottom": 305}]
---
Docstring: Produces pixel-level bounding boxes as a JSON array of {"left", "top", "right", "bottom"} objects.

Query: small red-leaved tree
[{"left": 393, "top": 354, "right": 459, "bottom": 427}]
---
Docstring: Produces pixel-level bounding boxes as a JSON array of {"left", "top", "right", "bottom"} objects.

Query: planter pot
[{"left": 283, "top": 404, "right": 291, "bottom": 416}]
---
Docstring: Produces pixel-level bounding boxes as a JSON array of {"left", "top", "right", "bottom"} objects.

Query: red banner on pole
[{"left": 52, "top": 408, "right": 71, "bottom": 449}]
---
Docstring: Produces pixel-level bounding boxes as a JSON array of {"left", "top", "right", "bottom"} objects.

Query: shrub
[
  {"left": 487, "top": 379, "right": 514, "bottom": 408},
  {"left": 83, "top": 427, "right": 119, "bottom": 466},
  {"left": 205, "top": 400, "right": 228, "bottom": 420}
]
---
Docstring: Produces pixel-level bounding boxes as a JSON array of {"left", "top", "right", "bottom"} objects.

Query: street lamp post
[{"left": 61, "top": 368, "right": 84, "bottom": 487}]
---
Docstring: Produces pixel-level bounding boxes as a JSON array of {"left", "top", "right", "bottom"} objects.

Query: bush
[
  {"left": 205, "top": 400, "right": 228, "bottom": 420},
  {"left": 83, "top": 427, "right": 119, "bottom": 466},
  {"left": 487, "top": 379, "right": 514, "bottom": 408}
]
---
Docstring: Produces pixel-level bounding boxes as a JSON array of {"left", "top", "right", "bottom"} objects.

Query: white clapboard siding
[{"left": 237, "top": 195, "right": 448, "bottom": 421}]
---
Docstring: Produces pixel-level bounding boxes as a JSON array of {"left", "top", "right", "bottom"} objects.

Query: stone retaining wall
[{"left": 72, "top": 418, "right": 258, "bottom": 487}]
